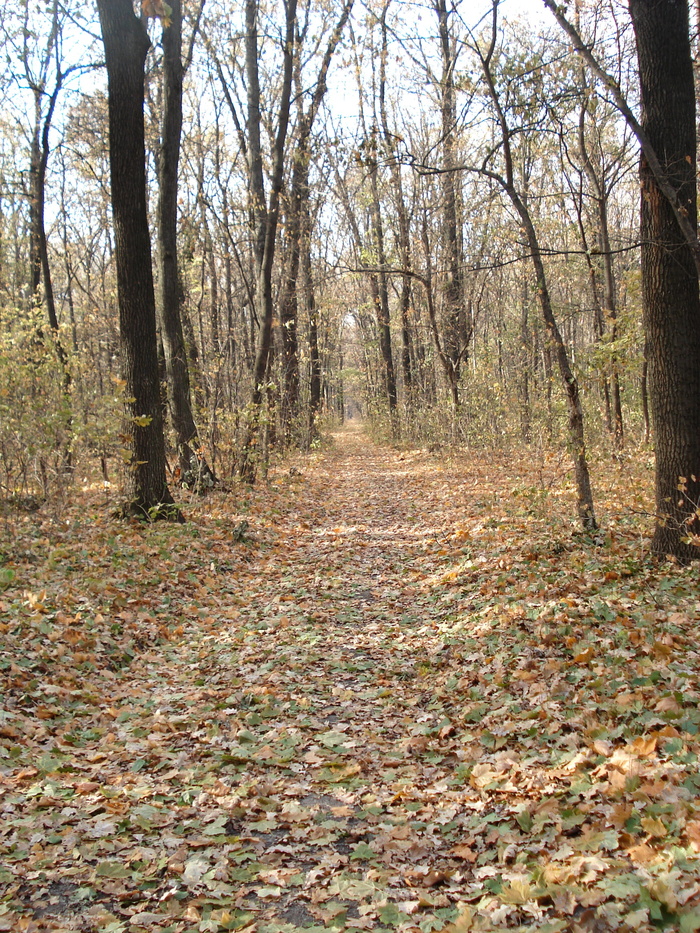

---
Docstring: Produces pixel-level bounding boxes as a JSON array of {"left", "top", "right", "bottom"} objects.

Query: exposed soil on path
[{"left": 2, "top": 427, "right": 700, "bottom": 932}]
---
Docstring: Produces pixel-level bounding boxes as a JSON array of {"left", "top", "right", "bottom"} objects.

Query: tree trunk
[
  {"left": 630, "top": 0, "right": 700, "bottom": 560},
  {"left": 306, "top": 254, "right": 322, "bottom": 443},
  {"left": 435, "top": 0, "right": 465, "bottom": 383},
  {"left": 380, "top": 3, "right": 413, "bottom": 405},
  {"left": 278, "top": 0, "right": 353, "bottom": 442},
  {"left": 158, "top": 0, "right": 213, "bottom": 490},
  {"left": 518, "top": 201, "right": 597, "bottom": 530},
  {"left": 278, "top": 136, "right": 304, "bottom": 440},
  {"left": 577, "top": 103, "right": 624, "bottom": 453},
  {"left": 238, "top": 0, "right": 297, "bottom": 483},
  {"left": 519, "top": 279, "right": 531, "bottom": 444},
  {"left": 367, "top": 131, "right": 398, "bottom": 429},
  {"left": 96, "top": 0, "right": 177, "bottom": 519}
]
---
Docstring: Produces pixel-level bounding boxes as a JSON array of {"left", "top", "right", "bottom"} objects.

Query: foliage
[{"left": 0, "top": 309, "right": 73, "bottom": 499}]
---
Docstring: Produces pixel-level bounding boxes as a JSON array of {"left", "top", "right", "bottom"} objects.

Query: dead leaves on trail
[{"left": 2, "top": 429, "right": 700, "bottom": 932}]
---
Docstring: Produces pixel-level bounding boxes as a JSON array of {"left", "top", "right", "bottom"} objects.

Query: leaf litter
[{"left": 1, "top": 427, "right": 700, "bottom": 933}]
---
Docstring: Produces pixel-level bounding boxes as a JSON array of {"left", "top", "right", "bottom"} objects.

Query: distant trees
[
  {"left": 546, "top": 0, "right": 700, "bottom": 558},
  {"left": 2, "top": 0, "right": 699, "bottom": 557},
  {"left": 469, "top": 5, "right": 597, "bottom": 530},
  {"left": 278, "top": 0, "right": 354, "bottom": 442},
  {"left": 237, "top": 0, "right": 297, "bottom": 482}
]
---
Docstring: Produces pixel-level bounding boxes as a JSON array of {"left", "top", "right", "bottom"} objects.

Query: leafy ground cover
[{"left": 1, "top": 425, "right": 700, "bottom": 933}]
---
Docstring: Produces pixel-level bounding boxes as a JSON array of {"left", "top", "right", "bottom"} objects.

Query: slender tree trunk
[
  {"left": 420, "top": 205, "right": 460, "bottom": 419},
  {"left": 158, "top": 0, "right": 213, "bottom": 489},
  {"left": 278, "top": 0, "right": 353, "bottom": 442},
  {"left": 379, "top": 3, "right": 413, "bottom": 405},
  {"left": 435, "top": 0, "right": 465, "bottom": 382},
  {"left": 305, "top": 243, "right": 322, "bottom": 443},
  {"left": 518, "top": 201, "right": 597, "bottom": 529},
  {"left": 520, "top": 279, "right": 531, "bottom": 444},
  {"left": 238, "top": 0, "right": 297, "bottom": 482},
  {"left": 577, "top": 104, "right": 624, "bottom": 452},
  {"left": 96, "top": 0, "right": 177, "bottom": 519},
  {"left": 367, "top": 131, "right": 398, "bottom": 429},
  {"left": 478, "top": 3, "right": 596, "bottom": 529},
  {"left": 278, "top": 137, "right": 303, "bottom": 439}
]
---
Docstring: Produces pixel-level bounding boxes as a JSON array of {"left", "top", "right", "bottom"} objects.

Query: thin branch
[{"left": 542, "top": 0, "right": 700, "bottom": 277}]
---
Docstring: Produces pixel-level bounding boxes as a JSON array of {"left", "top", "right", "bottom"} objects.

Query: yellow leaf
[
  {"left": 443, "top": 909, "right": 474, "bottom": 932},
  {"left": 641, "top": 816, "right": 667, "bottom": 838},
  {"left": 630, "top": 735, "right": 657, "bottom": 757},
  {"left": 500, "top": 877, "right": 532, "bottom": 905}
]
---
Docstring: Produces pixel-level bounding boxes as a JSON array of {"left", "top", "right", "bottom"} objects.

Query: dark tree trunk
[
  {"left": 642, "top": 340, "right": 650, "bottom": 443},
  {"left": 367, "top": 131, "right": 398, "bottom": 429},
  {"left": 158, "top": 0, "right": 212, "bottom": 490},
  {"left": 278, "top": 0, "right": 353, "bottom": 442},
  {"left": 435, "top": 0, "right": 465, "bottom": 383},
  {"left": 96, "top": 0, "right": 177, "bottom": 519},
  {"left": 238, "top": 0, "right": 297, "bottom": 483},
  {"left": 630, "top": 0, "right": 700, "bottom": 560}
]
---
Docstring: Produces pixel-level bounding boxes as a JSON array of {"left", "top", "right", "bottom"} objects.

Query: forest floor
[{"left": 2, "top": 424, "right": 700, "bottom": 933}]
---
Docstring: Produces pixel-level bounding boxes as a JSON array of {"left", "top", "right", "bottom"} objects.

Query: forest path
[
  {"left": 126, "top": 424, "right": 491, "bottom": 931},
  {"left": 4, "top": 427, "right": 700, "bottom": 932}
]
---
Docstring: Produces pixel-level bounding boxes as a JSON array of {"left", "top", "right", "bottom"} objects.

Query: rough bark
[
  {"left": 96, "top": 0, "right": 177, "bottom": 519},
  {"left": 157, "top": 0, "right": 213, "bottom": 490},
  {"left": 630, "top": 0, "right": 700, "bottom": 560},
  {"left": 435, "top": 0, "right": 465, "bottom": 386},
  {"left": 238, "top": 0, "right": 297, "bottom": 483}
]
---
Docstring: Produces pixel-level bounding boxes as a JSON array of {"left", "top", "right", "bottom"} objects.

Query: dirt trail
[{"left": 130, "top": 426, "right": 479, "bottom": 931}]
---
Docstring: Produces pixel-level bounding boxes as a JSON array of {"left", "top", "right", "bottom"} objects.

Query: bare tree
[{"left": 238, "top": 0, "right": 297, "bottom": 482}]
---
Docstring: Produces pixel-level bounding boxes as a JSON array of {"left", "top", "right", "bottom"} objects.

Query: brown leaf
[{"left": 450, "top": 844, "right": 478, "bottom": 862}]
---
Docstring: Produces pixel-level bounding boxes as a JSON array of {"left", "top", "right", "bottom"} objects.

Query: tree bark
[
  {"left": 630, "top": 0, "right": 700, "bottom": 560},
  {"left": 158, "top": 0, "right": 213, "bottom": 490},
  {"left": 435, "top": 0, "right": 465, "bottom": 386},
  {"left": 96, "top": 0, "right": 177, "bottom": 519},
  {"left": 278, "top": 0, "right": 353, "bottom": 441},
  {"left": 379, "top": 4, "right": 413, "bottom": 405},
  {"left": 238, "top": 0, "right": 297, "bottom": 483}
]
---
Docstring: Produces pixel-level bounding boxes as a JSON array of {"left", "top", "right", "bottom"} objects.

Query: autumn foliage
[{"left": 1, "top": 427, "right": 700, "bottom": 932}]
